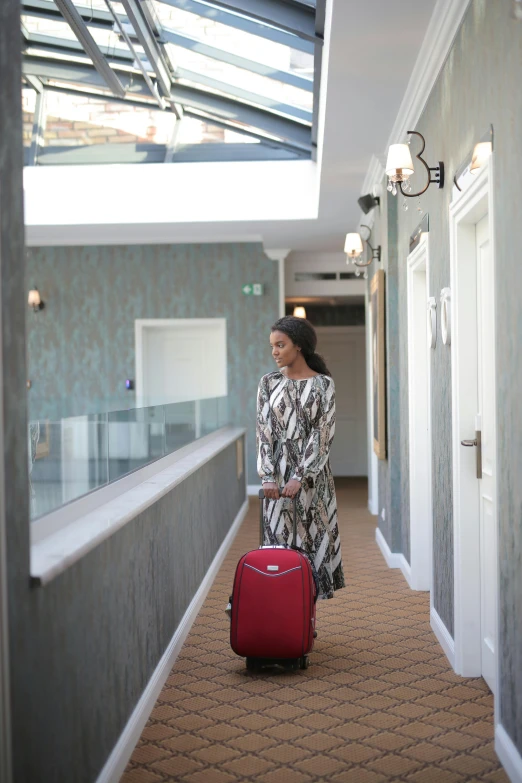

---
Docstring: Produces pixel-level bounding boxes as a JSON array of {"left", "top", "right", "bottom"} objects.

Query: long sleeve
[
  {"left": 256, "top": 376, "right": 277, "bottom": 484},
  {"left": 292, "top": 379, "right": 335, "bottom": 482}
]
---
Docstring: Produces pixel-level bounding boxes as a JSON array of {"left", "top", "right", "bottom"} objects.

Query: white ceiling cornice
[
  {"left": 387, "top": 0, "right": 472, "bottom": 146},
  {"left": 356, "top": 0, "right": 472, "bottom": 226}
]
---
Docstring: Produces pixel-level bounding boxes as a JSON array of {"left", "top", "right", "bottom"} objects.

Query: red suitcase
[{"left": 230, "top": 489, "right": 317, "bottom": 671}]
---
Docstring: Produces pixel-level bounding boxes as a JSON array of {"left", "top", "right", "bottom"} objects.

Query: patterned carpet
[{"left": 122, "top": 479, "right": 508, "bottom": 783}]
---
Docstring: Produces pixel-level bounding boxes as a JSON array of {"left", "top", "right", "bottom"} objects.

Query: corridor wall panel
[
  {"left": 9, "top": 440, "right": 245, "bottom": 783},
  {"left": 384, "top": 0, "right": 522, "bottom": 754},
  {"left": 25, "top": 242, "right": 278, "bottom": 484}
]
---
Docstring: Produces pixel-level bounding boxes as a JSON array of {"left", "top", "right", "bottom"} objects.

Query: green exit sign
[{"left": 242, "top": 283, "right": 264, "bottom": 296}]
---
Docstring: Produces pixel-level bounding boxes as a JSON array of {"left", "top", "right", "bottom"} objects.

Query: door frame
[
  {"left": 449, "top": 157, "right": 499, "bottom": 679},
  {"left": 406, "top": 237, "right": 433, "bottom": 592},
  {"left": 135, "top": 318, "right": 228, "bottom": 405}
]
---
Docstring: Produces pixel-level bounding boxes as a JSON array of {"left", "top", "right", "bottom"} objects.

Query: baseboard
[
  {"left": 247, "top": 484, "right": 261, "bottom": 496},
  {"left": 399, "top": 555, "right": 412, "bottom": 588},
  {"left": 96, "top": 498, "right": 249, "bottom": 783},
  {"left": 368, "top": 498, "right": 378, "bottom": 516},
  {"left": 430, "top": 607, "right": 455, "bottom": 670},
  {"left": 496, "top": 724, "right": 522, "bottom": 783},
  {"left": 375, "top": 527, "right": 402, "bottom": 569}
]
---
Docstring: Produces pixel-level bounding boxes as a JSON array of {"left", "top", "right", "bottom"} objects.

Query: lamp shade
[
  {"left": 470, "top": 141, "right": 492, "bottom": 174},
  {"left": 344, "top": 233, "right": 364, "bottom": 258},
  {"left": 293, "top": 306, "right": 306, "bottom": 319},
  {"left": 385, "top": 143, "right": 414, "bottom": 177},
  {"left": 28, "top": 288, "right": 41, "bottom": 308}
]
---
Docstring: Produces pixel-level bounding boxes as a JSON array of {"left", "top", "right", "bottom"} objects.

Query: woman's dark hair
[{"left": 272, "top": 316, "right": 332, "bottom": 377}]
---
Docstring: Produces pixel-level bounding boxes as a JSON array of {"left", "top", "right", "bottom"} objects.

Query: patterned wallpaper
[
  {"left": 386, "top": 0, "right": 522, "bottom": 750},
  {"left": 25, "top": 243, "right": 279, "bottom": 484}
]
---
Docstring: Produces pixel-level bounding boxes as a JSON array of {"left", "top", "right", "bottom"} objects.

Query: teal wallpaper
[
  {"left": 380, "top": 0, "right": 522, "bottom": 752},
  {"left": 25, "top": 243, "right": 279, "bottom": 483}
]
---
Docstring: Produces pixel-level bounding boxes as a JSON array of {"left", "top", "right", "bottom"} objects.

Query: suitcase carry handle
[
  {"left": 259, "top": 487, "right": 297, "bottom": 548},
  {"left": 258, "top": 487, "right": 320, "bottom": 603}
]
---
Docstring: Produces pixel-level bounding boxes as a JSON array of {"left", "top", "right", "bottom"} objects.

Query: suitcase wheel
[
  {"left": 246, "top": 657, "right": 260, "bottom": 672},
  {"left": 300, "top": 656, "right": 310, "bottom": 670}
]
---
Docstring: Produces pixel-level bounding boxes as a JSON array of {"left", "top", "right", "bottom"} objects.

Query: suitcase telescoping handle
[{"left": 259, "top": 488, "right": 298, "bottom": 548}]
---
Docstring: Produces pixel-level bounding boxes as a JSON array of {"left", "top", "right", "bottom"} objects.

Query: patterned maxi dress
[{"left": 256, "top": 371, "right": 345, "bottom": 599}]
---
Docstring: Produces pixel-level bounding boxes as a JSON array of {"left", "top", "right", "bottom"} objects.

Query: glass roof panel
[
  {"left": 167, "top": 45, "right": 313, "bottom": 113},
  {"left": 21, "top": 0, "right": 316, "bottom": 162},
  {"left": 151, "top": 3, "right": 314, "bottom": 80},
  {"left": 22, "top": 13, "right": 136, "bottom": 54}
]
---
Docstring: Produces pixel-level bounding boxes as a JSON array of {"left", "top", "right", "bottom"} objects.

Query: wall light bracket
[
  {"left": 386, "top": 131, "right": 444, "bottom": 198},
  {"left": 354, "top": 224, "right": 381, "bottom": 267},
  {"left": 28, "top": 287, "right": 45, "bottom": 313}
]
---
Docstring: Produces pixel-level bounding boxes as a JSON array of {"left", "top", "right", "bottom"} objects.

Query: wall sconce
[
  {"left": 28, "top": 287, "right": 45, "bottom": 313},
  {"left": 386, "top": 131, "right": 444, "bottom": 197},
  {"left": 344, "top": 224, "right": 381, "bottom": 268},
  {"left": 470, "top": 142, "right": 492, "bottom": 174},
  {"left": 357, "top": 193, "right": 380, "bottom": 215},
  {"left": 293, "top": 306, "right": 306, "bottom": 318},
  {"left": 453, "top": 126, "right": 493, "bottom": 191}
]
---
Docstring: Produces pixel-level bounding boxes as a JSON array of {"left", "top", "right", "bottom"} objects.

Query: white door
[
  {"left": 316, "top": 327, "right": 367, "bottom": 476},
  {"left": 407, "top": 242, "right": 432, "bottom": 592},
  {"left": 136, "top": 319, "right": 227, "bottom": 405},
  {"left": 476, "top": 214, "right": 497, "bottom": 693}
]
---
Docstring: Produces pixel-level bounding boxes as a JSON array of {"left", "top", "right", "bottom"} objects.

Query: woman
[{"left": 256, "top": 316, "right": 345, "bottom": 599}]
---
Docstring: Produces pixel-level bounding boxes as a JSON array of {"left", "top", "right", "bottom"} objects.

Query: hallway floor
[{"left": 123, "top": 479, "right": 507, "bottom": 783}]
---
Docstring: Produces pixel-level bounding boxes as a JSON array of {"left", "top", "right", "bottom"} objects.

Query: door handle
[{"left": 460, "top": 431, "right": 482, "bottom": 479}]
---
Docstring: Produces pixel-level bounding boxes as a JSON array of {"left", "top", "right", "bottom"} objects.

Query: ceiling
[
  {"left": 23, "top": 0, "right": 437, "bottom": 254},
  {"left": 204, "top": 0, "right": 438, "bottom": 252}
]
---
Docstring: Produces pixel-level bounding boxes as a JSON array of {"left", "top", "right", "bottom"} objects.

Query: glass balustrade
[{"left": 28, "top": 397, "right": 229, "bottom": 520}]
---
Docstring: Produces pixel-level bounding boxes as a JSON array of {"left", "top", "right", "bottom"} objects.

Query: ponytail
[{"left": 304, "top": 351, "right": 331, "bottom": 377}]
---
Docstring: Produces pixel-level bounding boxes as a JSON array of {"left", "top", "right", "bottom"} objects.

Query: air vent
[{"left": 294, "top": 272, "right": 337, "bottom": 281}]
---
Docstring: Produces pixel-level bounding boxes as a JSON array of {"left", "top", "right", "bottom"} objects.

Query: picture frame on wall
[{"left": 370, "top": 269, "right": 387, "bottom": 459}]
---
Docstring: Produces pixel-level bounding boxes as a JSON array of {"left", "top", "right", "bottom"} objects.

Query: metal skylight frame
[{"left": 20, "top": 0, "right": 325, "bottom": 164}]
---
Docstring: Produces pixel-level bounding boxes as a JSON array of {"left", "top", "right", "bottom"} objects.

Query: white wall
[{"left": 24, "top": 160, "right": 320, "bottom": 246}]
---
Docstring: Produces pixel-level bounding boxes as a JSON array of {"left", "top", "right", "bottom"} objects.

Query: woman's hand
[
  {"left": 282, "top": 479, "right": 301, "bottom": 499},
  {"left": 263, "top": 482, "right": 280, "bottom": 500}
]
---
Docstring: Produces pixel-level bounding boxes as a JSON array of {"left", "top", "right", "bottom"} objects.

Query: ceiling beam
[
  {"left": 23, "top": 39, "right": 312, "bottom": 122},
  {"left": 185, "top": 0, "right": 319, "bottom": 44},
  {"left": 36, "top": 81, "right": 309, "bottom": 154},
  {"left": 22, "top": 55, "right": 312, "bottom": 150},
  {"left": 34, "top": 141, "right": 303, "bottom": 165},
  {"left": 52, "top": 0, "right": 126, "bottom": 97},
  {"left": 119, "top": 0, "right": 173, "bottom": 98},
  {"left": 22, "top": 0, "right": 116, "bottom": 28},
  {"left": 160, "top": 28, "right": 313, "bottom": 92},
  {"left": 155, "top": 0, "right": 314, "bottom": 53}
]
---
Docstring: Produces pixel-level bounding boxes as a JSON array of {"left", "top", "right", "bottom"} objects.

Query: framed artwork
[{"left": 370, "top": 269, "right": 387, "bottom": 459}]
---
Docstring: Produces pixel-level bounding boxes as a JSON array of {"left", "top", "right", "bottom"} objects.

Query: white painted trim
[
  {"left": 247, "top": 484, "right": 261, "bottom": 496},
  {"left": 387, "top": 0, "right": 471, "bottom": 145},
  {"left": 449, "top": 158, "right": 498, "bottom": 679},
  {"left": 135, "top": 318, "right": 228, "bottom": 404},
  {"left": 263, "top": 248, "right": 291, "bottom": 319},
  {"left": 375, "top": 528, "right": 412, "bottom": 587},
  {"left": 406, "top": 238, "right": 433, "bottom": 592},
  {"left": 95, "top": 498, "right": 249, "bottom": 783},
  {"left": 496, "top": 725, "right": 522, "bottom": 783},
  {"left": 375, "top": 527, "right": 402, "bottom": 569},
  {"left": 31, "top": 427, "right": 246, "bottom": 585},
  {"left": 430, "top": 607, "right": 455, "bottom": 670},
  {"left": 359, "top": 0, "right": 471, "bottom": 195}
]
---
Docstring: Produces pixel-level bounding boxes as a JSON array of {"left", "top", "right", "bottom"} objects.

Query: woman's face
[{"left": 270, "top": 330, "right": 299, "bottom": 369}]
